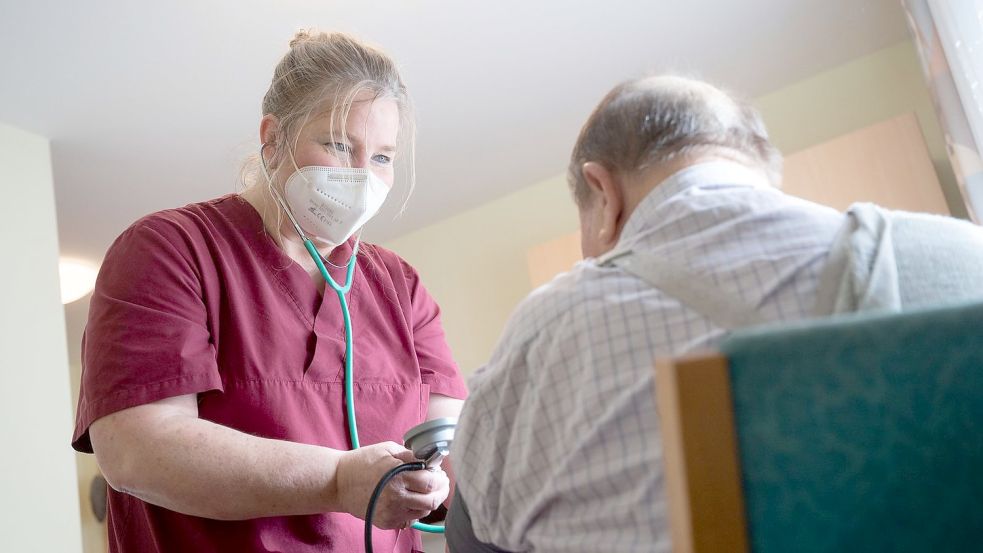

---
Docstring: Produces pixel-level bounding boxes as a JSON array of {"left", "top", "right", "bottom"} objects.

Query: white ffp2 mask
[{"left": 280, "top": 166, "right": 390, "bottom": 247}]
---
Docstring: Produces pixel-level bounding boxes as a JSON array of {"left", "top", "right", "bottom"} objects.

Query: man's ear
[{"left": 582, "top": 161, "right": 626, "bottom": 249}]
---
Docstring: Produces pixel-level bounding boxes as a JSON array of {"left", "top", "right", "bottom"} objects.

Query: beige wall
[
  {"left": 755, "top": 40, "right": 965, "bottom": 219},
  {"left": 383, "top": 40, "right": 964, "bottom": 377},
  {"left": 385, "top": 174, "right": 578, "bottom": 373},
  {"left": 0, "top": 122, "right": 83, "bottom": 552}
]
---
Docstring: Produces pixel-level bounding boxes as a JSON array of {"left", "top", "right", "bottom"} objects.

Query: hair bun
[{"left": 289, "top": 29, "right": 315, "bottom": 48}]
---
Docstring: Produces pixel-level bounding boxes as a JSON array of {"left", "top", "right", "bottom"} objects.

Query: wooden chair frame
[{"left": 655, "top": 354, "right": 749, "bottom": 553}]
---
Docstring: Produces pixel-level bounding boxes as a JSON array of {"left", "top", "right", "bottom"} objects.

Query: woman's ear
[
  {"left": 581, "top": 161, "right": 626, "bottom": 251},
  {"left": 260, "top": 115, "right": 280, "bottom": 151},
  {"left": 259, "top": 115, "right": 282, "bottom": 173}
]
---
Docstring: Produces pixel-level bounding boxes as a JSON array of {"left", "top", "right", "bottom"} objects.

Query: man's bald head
[{"left": 568, "top": 75, "right": 781, "bottom": 207}]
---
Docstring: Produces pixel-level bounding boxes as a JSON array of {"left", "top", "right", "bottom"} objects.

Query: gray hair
[{"left": 568, "top": 75, "right": 781, "bottom": 206}]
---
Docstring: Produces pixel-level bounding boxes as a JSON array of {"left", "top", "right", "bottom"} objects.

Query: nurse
[{"left": 71, "top": 30, "right": 467, "bottom": 552}]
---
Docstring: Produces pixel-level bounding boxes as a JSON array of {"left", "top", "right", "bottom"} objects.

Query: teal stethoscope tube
[
  {"left": 304, "top": 240, "right": 360, "bottom": 449},
  {"left": 304, "top": 239, "right": 445, "bottom": 535}
]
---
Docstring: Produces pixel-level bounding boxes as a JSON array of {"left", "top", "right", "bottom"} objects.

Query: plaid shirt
[{"left": 451, "top": 161, "right": 844, "bottom": 552}]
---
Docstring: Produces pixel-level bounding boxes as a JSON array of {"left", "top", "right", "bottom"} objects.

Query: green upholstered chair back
[{"left": 719, "top": 301, "right": 983, "bottom": 552}]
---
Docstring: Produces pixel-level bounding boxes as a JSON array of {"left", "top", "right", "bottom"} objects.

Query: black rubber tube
[{"left": 365, "top": 461, "right": 426, "bottom": 553}]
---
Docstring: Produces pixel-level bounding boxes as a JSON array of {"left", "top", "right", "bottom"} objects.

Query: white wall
[
  {"left": 383, "top": 40, "right": 966, "bottom": 377},
  {"left": 0, "top": 122, "right": 83, "bottom": 552}
]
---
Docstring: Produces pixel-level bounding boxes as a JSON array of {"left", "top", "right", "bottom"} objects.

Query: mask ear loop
[
  {"left": 259, "top": 142, "right": 360, "bottom": 273},
  {"left": 260, "top": 142, "right": 309, "bottom": 243},
  {"left": 261, "top": 142, "right": 361, "bottom": 271}
]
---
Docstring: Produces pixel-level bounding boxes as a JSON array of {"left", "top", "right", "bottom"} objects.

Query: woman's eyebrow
[{"left": 347, "top": 135, "right": 396, "bottom": 153}]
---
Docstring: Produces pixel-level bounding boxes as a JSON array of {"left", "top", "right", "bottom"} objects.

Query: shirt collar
[{"left": 617, "top": 160, "right": 772, "bottom": 246}]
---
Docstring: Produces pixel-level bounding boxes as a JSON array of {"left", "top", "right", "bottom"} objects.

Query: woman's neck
[{"left": 240, "top": 185, "right": 339, "bottom": 280}]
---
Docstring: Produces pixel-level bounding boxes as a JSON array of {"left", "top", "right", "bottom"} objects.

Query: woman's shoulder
[
  {"left": 116, "top": 194, "right": 244, "bottom": 248},
  {"left": 358, "top": 241, "right": 418, "bottom": 278},
  {"left": 129, "top": 194, "right": 239, "bottom": 230},
  {"left": 356, "top": 241, "right": 435, "bottom": 307}
]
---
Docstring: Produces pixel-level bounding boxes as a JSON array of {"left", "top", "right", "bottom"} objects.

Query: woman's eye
[
  {"left": 372, "top": 154, "right": 393, "bottom": 165},
  {"left": 327, "top": 142, "right": 351, "bottom": 154}
]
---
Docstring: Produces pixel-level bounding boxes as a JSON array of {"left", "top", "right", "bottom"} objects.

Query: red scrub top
[{"left": 71, "top": 194, "right": 467, "bottom": 552}]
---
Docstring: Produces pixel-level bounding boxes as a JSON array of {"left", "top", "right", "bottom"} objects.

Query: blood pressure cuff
[{"left": 445, "top": 489, "right": 514, "bottom": 553}]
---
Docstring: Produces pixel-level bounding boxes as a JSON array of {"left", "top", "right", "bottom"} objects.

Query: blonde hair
[{"left": 241, "top": 30, "right": 416, "bottom": 215}]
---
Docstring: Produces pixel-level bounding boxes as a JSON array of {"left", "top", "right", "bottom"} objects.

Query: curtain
[{"left": 902, "top": 0, "right": 983, "bottom": 222}]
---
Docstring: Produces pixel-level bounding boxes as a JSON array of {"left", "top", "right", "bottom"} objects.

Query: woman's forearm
[
  {"left": 90, "top": 394, "right": 345, "bottom": 520},
  {"left": 428, "top": 393, "right": 465, "bottom": 508}
]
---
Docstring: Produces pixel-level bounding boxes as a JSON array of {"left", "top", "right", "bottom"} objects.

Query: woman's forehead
[{"left": 307, "top": 97, "right": 400, "bottom": 139}]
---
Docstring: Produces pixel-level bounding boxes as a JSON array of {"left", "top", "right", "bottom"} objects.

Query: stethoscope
[{"left": 260, "top": 146, "right": 454, "bottom": 541}]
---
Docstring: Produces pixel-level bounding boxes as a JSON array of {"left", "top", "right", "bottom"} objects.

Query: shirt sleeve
[
  {"left": 402, "top": 259, "right": 468, "bottom": 400},
  {"left": 72, "top": 216, "right": 223, "bottom": 453},
  {"left": 449, "top": 289, "right": 544, "bottom": 550},
  {"left": 446, "top": 489, "right": 515, "bottom": 553}
]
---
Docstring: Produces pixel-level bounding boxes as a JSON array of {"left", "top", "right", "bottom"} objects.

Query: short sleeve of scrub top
[
  {"left": 71, "top": 195, "right": 467, "bottom": 553},
  {"left": 72, "top": 208, "right": 224, "bottom": 446}
]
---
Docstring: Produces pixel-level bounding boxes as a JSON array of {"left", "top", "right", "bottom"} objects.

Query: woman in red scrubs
[{"left": 71, "top": 30, "right": 467, "bottom": 552}]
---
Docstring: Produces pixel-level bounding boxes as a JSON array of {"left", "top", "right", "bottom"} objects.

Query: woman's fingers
[
  {"left": 341, "top": 442, "right": 450, "bottom": 529},
  {"left": 401, "top": 467, "right": 448, "bottom": 494},
  {"left": 374, "top": 471, "right": 448, "bottom": 528}
]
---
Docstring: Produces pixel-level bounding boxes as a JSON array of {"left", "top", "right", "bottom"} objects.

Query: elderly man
[{"left": 445, "top": 75, "right": 983, "bottom": 552}]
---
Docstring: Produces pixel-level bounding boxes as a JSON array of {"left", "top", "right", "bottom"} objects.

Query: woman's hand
[{"left": 336, "top": 441, "right": 449, "bottom": 529}]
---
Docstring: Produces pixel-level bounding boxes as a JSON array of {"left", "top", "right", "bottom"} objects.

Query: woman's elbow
[{"left": 89, "top": 416, "right": 141, "bottom": 494}]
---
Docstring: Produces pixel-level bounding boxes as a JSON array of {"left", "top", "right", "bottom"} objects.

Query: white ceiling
[{"left": 1, "top": 0, "right": 911, "bottom": 265}]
